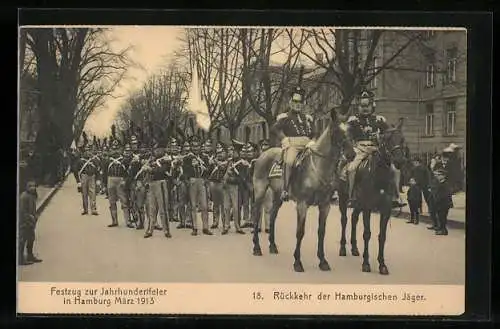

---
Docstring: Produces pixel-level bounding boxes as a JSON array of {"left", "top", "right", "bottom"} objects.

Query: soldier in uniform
[
  {"left": 272, "top": 86, "right": 317, "bottom": 202},
  {"left": 106, "top": 141, "right": 134, "bottom": 228},
  {"left": 172, "top": 140, "right": 191, "bottom": 229},
  {"left": 341, "top": 90, "right": 406, "bottom": 208},
  {"left": 76, "top": 145, "right": 100, "bottom": 215},
  {"left": 166, "top": 138, "right": 181, "bottom": 223},
  {"left": 240, "top": 142, "right": 255, "bottom": 229},
  {"left": 201, "top": 139, "right": 214, "bottom": 213},
  {"left": 207, "top": 142, "right": 228, "bottom": 229},
  {"left": 183, "top": 136, "right": 212, "bottom": 236},
  {"left": 128, "top": 143, "right": 149, "bottom": 230},
  {"left": 143, "top": 142, "right": 172, "bottom": 239},
  {"left": 222, "top": 141, "right": 247, "bottom": 235}
]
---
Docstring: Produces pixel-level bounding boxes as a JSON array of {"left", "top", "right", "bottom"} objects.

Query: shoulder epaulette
[
  {"left": 347, "top": 116, "right": 358, "bottom": 123},
  {"left": 276, "top": 113, "right": 288, "bottom": 120}
]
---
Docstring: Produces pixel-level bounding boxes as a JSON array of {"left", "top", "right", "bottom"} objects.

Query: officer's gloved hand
[
  {"left": 281, "top": 137, "right": 290, "bottom": 149},
  {"left": 306, "top": 141, "right": 315, "bottom": 148}
]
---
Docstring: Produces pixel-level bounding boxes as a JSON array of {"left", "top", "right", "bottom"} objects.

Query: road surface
[{"left": 19, "top": 176, "right": 465, "bottom": 285}]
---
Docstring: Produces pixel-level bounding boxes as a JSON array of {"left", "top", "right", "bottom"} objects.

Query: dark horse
[
  {"left": 337, "top": 120, "right": 407, "bottom": 275},
  {"left": 251, "top": 108, "right": 354, "bottom": 272}
]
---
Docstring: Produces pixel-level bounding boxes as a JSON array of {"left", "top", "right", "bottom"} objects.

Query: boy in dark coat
[
  {"left": 18, "top": 180, "right": 42, "bottom": 265},
  {"left": 428, "top": 149, "right": 454, "bottom": 235},
  {"left": 406, "top": 177, "right": 422, "bottom": 225}
]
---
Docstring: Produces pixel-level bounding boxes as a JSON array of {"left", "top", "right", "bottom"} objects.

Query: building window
[
  {"left": 446, "top": 47, "right": 457, "bottom": 83},
  {"left": 425, "top": 103, "right": 434, "bottom": 136},
  {"left": 445, "top": 100, "right": 456, "bottom": 135},
  {"left": 425, "top": 64, "right": 435, "bottom": 87}
]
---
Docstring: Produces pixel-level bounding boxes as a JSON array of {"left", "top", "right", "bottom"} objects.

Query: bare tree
[
  {"left": 73, "top": 29, "right": 133, "bottom": 142},
  {"left": 289, "top": 29, "right": 426, "bottom": 115}
]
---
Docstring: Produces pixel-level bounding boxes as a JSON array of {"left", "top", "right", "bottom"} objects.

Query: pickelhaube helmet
[
  {"left": 358, "top": 89, "right": 376, "bottom": 109},
  {"left": 124, "top": 143, "right": 132, "bottom": 152},
  {"left": 130, "top": 135, "right": 138, "bottom": 146}
]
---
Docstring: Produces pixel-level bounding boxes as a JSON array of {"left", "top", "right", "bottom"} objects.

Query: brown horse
[
  {"left": 336, "top": 121, "right": 407, "bottom": 275},
  {"left": 251, "top": 109, "right": 354, "bottom": 272}
]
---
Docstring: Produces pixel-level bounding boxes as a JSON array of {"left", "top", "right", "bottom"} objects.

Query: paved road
[{"left": 19, "top": 176, "right": 465, "bottom": 284}]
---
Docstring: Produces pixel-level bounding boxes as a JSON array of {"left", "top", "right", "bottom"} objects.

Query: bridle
[{"left": 307, "top": 122, "right": 350, "bottom": 189}]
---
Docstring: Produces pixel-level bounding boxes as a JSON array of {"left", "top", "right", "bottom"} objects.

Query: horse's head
[
  {"left": 326, "top": 108, "right": 355, "bottom": 160},
  {"left": 379, "top": 118, "right": 407, "bottom": 168}
]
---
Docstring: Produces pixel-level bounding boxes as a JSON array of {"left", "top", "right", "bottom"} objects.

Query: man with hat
[
  {"left": 222, "top": 140, "right": 247, "bottom": 235},
  {"left": 142, "top": 141, "right": 172, "bottom": 238},
  {"left": 106, "top": 141, "right": 134, "bottom": 228},
  {"left": 182, "top": 136, "right": 212, "bottom": 236},
  {"left": 76, "top": 144, "right": 100, "bottom": 216},
  {"left": 128, "top": 142, "right": 150, "bottom": 230},
  {"left": 239, "top": 142, "right": 256, "bottom": 229},
  {"left": 207, "top": 141, "right": 229, "bottom": 229},
  {"left": 341, "top": 89, "right": 405, "bottom": 208},
  {"left": 427, "top": 147, "right": 454, "bottom": 235},
  {"left": 201, "top": 138, "right": 214, "bottom": 214},
  {"left": 171, "top": 139, "right": 192, "bottom": 229},
  {"left": 272, "top": 84, "right": 317, "bottom": 202},
  {"left": 166, "top": 137, "right": 181, "bottom": 223}
]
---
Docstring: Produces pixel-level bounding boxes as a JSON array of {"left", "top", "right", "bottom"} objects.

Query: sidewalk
[
  {"left": 34, "top": 172, "right": 70, "bottom": 216},
  {"left": 395, "top": 187, "right": 466, "bottom": 229}
]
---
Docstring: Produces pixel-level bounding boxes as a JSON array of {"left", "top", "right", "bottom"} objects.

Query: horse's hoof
[
  {"left": 362, "top": 264, "right": 371, "bottom": 272},
  {"left": 339, "top": 247, "right": 347, "bottom": 257},
  {"left": 253, "top": 249, "right": 263, "bottom": 256},
  {"left": 379, "top": 265, "right": 389, "bottom": 275},
  {"left": 351, "top": 248, "right": 360, "bottom": 257},
  {"left": 269, "top": 244, "right": 279, "bottom": 254},
  {"left": 319, "top": 261, "right": 331, "bottom": 271},
  {"left": 293, "top": 262, "right": 305, "bottom": 272}
]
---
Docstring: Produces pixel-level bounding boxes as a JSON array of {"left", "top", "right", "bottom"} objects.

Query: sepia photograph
[{"left": 17, "top": 25, "right": 466, "bottom": 315}]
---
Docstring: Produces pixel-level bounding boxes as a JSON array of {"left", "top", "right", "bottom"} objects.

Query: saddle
[{"left": 268, "top": 148, "right": 309, "bottom": 179}]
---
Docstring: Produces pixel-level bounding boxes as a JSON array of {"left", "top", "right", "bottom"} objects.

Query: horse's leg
[
  {"left": 293, "top": 201, "right": 308, "bottom": 272},
  {"left": 378, "top": 205, "right": 391, "bottom": 275},
  {"left": 350, "top": 207, "right": 361, "bottom": 256},
  {"left": 268, "top": 189, "right": 282, "bottom": 254},
  {"left": 317, "top": 200, "right": 331, "bottom": 271},
  {"left": 338, "top": 186, "right": 348, "bottom": 256},
  {"left": 252, "top": 181, "right": 267, "bottom": 256},
  {"left": 361, "top": 209, "right": 372, "bottom": 272}
]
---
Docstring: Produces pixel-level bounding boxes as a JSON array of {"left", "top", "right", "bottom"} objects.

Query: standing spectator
[
  {"left": 406, "top": 178, "right": 422, "bottom": 225},
  {"left": 429, "top": 148, "right": 454, "bottom": 235},
  {"left": 410, "top": 157, "right": 432, "bottom": 213},
  {"left": 18, "top": 180, "right": 42, "bottom": 265}
]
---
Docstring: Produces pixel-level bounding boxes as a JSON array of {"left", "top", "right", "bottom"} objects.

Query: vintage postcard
[{"left": 17, "top": 25, "right": 466, "bottom": 315}]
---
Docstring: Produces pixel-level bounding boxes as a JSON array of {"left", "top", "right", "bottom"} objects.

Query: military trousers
[
  {"left": 223, "top": 183, "right": 241, "bottom": 231},
  {"left": 209, "top": 181, "right": 225, "bottom": 227},
  {"left": 80, "top": 173, "right": 97, "bottom": 213},
  {"left": 188, "top": 178, "right": 209, "bottom": 231},
  {"left": 282, "top": 137, "right": 310, "bottom": 191},
  {"left": 107, "top": 176, "right": 131, "bottom": 225},
  {"left": 175, "top": 180, "right": 191, "bottom": 225},
  {"left": 145, "top": 180, "right": 170, "bottom": 235},
  {"left": 240, "top": 184, "right": 252, "bottom": 225}
]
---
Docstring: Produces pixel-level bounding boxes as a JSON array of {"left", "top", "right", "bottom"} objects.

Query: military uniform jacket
[
  {"left": 224, "top": 156, "right": 249, "bottom": 185},
  {"left": 77, "top": 156, "right": 100, "bottom": 180},
  {"left": 208, "top": 160, "right": 229, "bottom": 183},
  {"left": 249, "top": 158, "right": 258, "bottom": 181},
  {"left": 106, "top": 156, "right": 131, "bottom": 178},
  {"left": 346, "top": 114, "right": 389, "bottom": 143},
  {"left": 200, "top": 153, "right": 214, "bottom": 179},
  {"left": 182, "top": 154, "right": 207, "bottom": 179},
  {"left": 273, "top": 111, "right": 315, "bottom": 138},
  {"left": 149, "top": 157, "right": 170, "bottom": 181}
]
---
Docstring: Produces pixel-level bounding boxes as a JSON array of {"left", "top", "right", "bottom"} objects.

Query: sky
[
  {"left": 84, "top": 26, "right": 183, "bottom": 137},
  {"left": 83, "top": 26, "right": 321, "bottom": 137}
]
